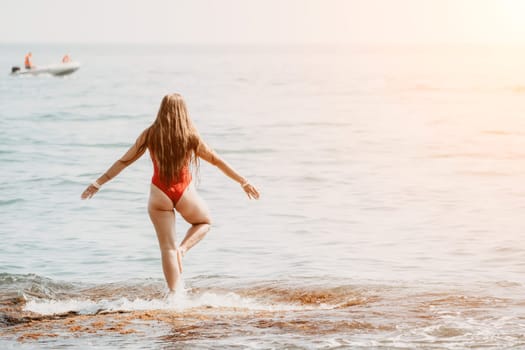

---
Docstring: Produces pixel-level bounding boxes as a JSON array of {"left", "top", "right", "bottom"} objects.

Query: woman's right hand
[
  {"left": 81, "top": 184, "right": 99, "bottom": 200},
  {"left": 241, "top": 182, "right": 260, "bottom": 199}
]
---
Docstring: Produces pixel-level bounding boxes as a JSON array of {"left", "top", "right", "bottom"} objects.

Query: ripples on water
[{"left": 1, "top": 44, "right": 525, "bottom": 348}]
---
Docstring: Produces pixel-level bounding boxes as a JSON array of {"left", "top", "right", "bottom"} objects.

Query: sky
[{"left": 2, "top": 0, "right": 525, "bottom": 45}]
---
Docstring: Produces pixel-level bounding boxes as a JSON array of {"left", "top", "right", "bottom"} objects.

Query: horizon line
[{"left": 2, "top": 40, "right": 525, "bottom": 48}]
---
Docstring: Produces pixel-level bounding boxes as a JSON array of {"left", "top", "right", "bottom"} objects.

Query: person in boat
[
  {"left": 81, "top": 93, "right": 260, "bottom": 294},
  {"left": 24, "top": 52, "right": 34, "bottom": 69},
  {"left": 62, "top": 54, "right": 71, "bottom": 63}
]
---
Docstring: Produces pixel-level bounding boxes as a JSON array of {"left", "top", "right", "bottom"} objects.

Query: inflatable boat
[{"left": 10, "top": 62, "right": 81, "bottom": 77}]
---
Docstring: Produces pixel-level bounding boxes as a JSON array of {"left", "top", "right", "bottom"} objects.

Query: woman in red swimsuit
[{"left": 81, "top": 93, "right": 260, "bottom": 293}]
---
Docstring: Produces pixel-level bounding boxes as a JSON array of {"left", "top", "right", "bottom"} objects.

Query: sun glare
[{"left": 497, "top": 0, "right": 525, "bottom": 42}]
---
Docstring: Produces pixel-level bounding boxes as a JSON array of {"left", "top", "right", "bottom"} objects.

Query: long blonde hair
[{"left": 140, "top": 94, "right": 200, "bottom": 183}]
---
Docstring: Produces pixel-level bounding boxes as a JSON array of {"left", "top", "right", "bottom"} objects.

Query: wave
[
  {"left": 482, "top": 130, "right": 518, "bottom": 136},
  {"left": 0, "top": 198, "right": 24, "bottom": 206},
  {"left": 412, "top": 84, "right": 442, "bottom": 91},
  {"left": 1, "top": 273, "right": 524, "bottom": 348},
  {"left": 0, "top": 274, "right": 376, "bottom": 323},
  {"left": 213, "top": 148, "right": 275, "bottom": 155},
  {"left": 381, "top": 83, "right": 525, "bottom": 95},
  {"left": 2, "top": 273, "right": 518, "bottom": 322},
  {"left": 51, "top": 142, "right": 132, "bottom": 148},
  {"left": 429, "top": 152, "right": 525, "bottom": 160},
  {"left": 21, "top": 290, "right": 308, "bottom": 317}
]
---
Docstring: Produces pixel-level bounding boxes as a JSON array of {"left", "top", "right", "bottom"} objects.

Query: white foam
[
  {"left": 23, "top": 279, "right": 309, "bottom": 315},
  {"left": 23, "top": 297, "right": 167, "bottom": 315}
]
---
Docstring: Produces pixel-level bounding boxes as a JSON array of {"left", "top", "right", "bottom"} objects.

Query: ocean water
[{"left": 1, "top": 43, "right": 525, "bottom": 348}]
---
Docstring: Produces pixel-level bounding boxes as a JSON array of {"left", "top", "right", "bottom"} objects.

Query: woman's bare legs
[
  {"left": 148, "top": 182, "right": 210, "bottom": 291},
  {"left": 175, "top": 183, "right": 212, "bottom": 257},
  {"left": 148, "top": 184, "right": 182, "bottom": 291}
]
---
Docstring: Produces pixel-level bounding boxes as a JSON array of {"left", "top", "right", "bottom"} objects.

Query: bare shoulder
[
  {"left": 196, "top": 137, "right": 218, "bottom": 164},
  {"left": 136, "top": 127, "right": 150, "bottom": 145},
  {"left": 196, "top": 136, "right": 212, "bottom": 153},
  {"left": 140, "top": 127, "right": 150, "bottom": 139}
]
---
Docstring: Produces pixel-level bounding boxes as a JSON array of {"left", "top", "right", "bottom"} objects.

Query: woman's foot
[{"left": 164, "top": 289, "right": 176, "bottom": 301}]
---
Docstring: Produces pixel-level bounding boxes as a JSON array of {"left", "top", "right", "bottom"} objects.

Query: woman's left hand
[
  {"left": 81, "top": 184, "right": 99, "bottom": 200},
  {"left": 242, "top": 182, "right": 260, "bottom": 200}
]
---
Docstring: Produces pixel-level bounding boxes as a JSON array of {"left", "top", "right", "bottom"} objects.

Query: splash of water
[{"left": 22, "top": 276, "right": 312, "bottom": 316}]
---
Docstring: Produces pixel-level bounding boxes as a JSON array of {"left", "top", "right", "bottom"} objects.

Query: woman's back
[{"left": 142, "top": 94, "right": 199, "bottom": 185}]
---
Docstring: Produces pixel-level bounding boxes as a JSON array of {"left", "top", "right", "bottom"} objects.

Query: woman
[{"left": 81, "top": 93, "right": 260, "bottom": 293}]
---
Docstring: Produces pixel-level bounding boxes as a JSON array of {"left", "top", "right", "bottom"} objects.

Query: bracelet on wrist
[
  {"left": 241, "top": 181, "right": 249, "bottom": 188},
  {"left": 92, "top": 180, "right": 102, "bottom": 190}
]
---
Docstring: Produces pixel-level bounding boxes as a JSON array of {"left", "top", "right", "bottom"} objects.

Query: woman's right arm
[
  {"left": 197, "top": 140, "right": 260, "bottom": 200},
  {"left": 81, "top": 129, "right": 148, "bottom": 200}
]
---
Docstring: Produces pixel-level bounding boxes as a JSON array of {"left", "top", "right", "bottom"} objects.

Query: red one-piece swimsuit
[{"left": 151, "top": 157, "right": 192, "bottom": 205}]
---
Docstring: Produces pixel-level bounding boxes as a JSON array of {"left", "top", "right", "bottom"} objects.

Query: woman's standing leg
[
  {"left": 175, "top": 183, "right": 212, "bottom": 256},
  {"left": 148, "top": 184, "right": 182, "bottom": 291}
]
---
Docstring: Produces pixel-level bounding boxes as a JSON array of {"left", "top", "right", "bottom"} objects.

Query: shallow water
[{"left": 1, "top": 44, "right": 525, "bottom": 348}]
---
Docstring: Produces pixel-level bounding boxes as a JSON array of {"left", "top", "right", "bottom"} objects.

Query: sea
[{"left": 1, "top": 43, "right": 525, "bottom": 349}]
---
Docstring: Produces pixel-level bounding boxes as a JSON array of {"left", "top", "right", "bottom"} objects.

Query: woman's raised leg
[
  {"left": 175, "top": 183, "right": 212, "bottom": 256},
  {"left": 148, "top": 184, "right": 182, "bottom": 291}
]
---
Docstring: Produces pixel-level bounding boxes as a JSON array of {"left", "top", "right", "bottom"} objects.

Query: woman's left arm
[
  {"left": 197, "top": 139, "right": 260, "bottom": 200},
  {"left": 81, "top": 129, "right": 148, "bottom": 199}
]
